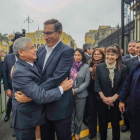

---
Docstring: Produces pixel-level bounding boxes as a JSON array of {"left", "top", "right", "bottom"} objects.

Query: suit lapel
[
  {"left": 42, "top": 41, "right": 62, "bottom": 74},
  {"left": 29, "top": 65, "right": 42, "bottom": 80}
]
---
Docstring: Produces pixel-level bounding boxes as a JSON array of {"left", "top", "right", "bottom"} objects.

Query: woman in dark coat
[
  {"left": 95, "top": 44, "right": 127, "bottom": 140},
  {"left": 87, "top": 48, "right": 105, "bottom": 139}
]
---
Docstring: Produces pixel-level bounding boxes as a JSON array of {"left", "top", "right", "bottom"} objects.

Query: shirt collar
[
  {"left": 26, "top": 61, "right": 33, "bottom": 66},
  {"left": 45, "top": 40, "right": 61, "bottom": 51},
  {"left": 130, "top": 54, "right": 137, "bottom": 58}
]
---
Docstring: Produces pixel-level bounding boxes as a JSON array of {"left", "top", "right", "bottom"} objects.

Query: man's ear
[{"left": 18, "top": 49, "right": 24, "bottom": 56}]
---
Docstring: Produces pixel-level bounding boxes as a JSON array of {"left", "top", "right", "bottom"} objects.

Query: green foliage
[{"left": 0, "top": 33, "right": 9, "bottom": 50}]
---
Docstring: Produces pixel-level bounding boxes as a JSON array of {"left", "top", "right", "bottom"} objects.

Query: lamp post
[{"left": 24, "top": 15, "right": 34, "bottom": 37}]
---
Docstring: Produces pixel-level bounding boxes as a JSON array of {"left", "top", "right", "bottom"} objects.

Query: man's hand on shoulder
[{"left": 15, "top": 91, "right": 32, "bottom": 103}]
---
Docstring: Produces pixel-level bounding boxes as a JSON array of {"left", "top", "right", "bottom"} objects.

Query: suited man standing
[
  {"left": 3, "top": 53, "right": 17, "bottom": 121},
  {"left": 2, "top": 34, "right": 23, "bottom": 122},
  {"left": 36, "top": 19, "right": 74, "bottom": 140},
  {"left": 83, "top": 43, "right": 93, "bottom": 63},
  {"left": 122, "top": 40, "right": 137, "bottom": 63},
  {"left": 121, "top": 41, "right": 138, "bottom": 132}
]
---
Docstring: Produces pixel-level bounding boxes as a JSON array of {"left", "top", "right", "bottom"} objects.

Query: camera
[{"left": 11, "top": 29, "right": 26, "bottom": 41}]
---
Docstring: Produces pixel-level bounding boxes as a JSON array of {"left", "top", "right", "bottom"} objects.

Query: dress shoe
[
  {"left": 13, "top": 131, "right": 15, "bottom": 137},
  {"left": 88, "top": 134, "right": 95, "bottom": 139},
  {"left": 4, "top": 115, "right": 10, "bottom": 122},
  {"left": 10, "top": 123, "right": 13, "bottom": 128},
  {"left": 121, "top": 125, "right": 129, "bottom": 132}
]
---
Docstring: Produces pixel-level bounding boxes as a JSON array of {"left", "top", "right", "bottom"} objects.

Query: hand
[
  {"left": 119, "top": 101, "right": 125, "bottom": 114},
  {"left": 60, "top": 78, "right": 73, "bottom": 92},
  {"left": 10, "top": 66, "right": 15, "bottom": 79},
  {"left": 89, "top": 67, "right": 93, "bottom": 72},
  {"left": 72, "top": 88, "right": 75, "bottom": 95},
  {"left": 103, "top": 97, "right": 114, "bottom": 106},
  {"left": 15, "top": 91, "right": 32, "bottom": 103},
  {"left": 6, "top": 89, "right": 12, "bottom": 98}
]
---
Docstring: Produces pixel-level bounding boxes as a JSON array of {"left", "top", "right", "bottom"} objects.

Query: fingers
[{"left": 16, "top": 91, "right": 23, "bottom": 95}]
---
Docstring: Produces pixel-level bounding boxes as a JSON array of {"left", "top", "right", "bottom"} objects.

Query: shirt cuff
[{"left": 58, "top": 86, "right": 64, "bottom": 95}]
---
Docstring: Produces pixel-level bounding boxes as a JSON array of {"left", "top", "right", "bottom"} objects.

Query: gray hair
[
  {"left": 128, "top": 40, "right": 136, "bottom": 47},
  {"left": 83, "top": 43, "right": 91, "bottom": 52},
  {"left": 13, "top": 37, "right": 31, "bottom": 57}
]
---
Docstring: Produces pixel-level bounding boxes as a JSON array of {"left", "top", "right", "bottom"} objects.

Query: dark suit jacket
[
  {"left": 124, "top": 56, "right": 138, "bottom": 73},
  {"left": 12, "top": 59, "right": 62, "bottom": 129},
  {"left": 9, "top": 44, "right": 13, "bottom": 54},
  {"left": 3, "top": 53, "right": 16, "bottom": 90},
  {"left": 37, "top": 41, "right": 74, "bottom": 121},
  {"left": 95, "top": 62, "right": 127, "bottom": 101},
  {"left": 118, "top": 61, "right": 140, "bottom": 115},
  {"left": 122, "top": 54, "right": 131, "bottom": 63},
  {"left": 85, "top": 53, "right": 91, "bottom": 64}
]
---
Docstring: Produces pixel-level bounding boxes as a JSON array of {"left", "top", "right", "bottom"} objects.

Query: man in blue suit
[
  {"left": 37, "top": 19, "right": 74, "bottom": 140},
  {"left": 12, "top": 37, "right": 73, "bottom": 140}
]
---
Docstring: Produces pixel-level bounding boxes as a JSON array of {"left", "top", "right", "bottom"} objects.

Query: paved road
[{"left": 0, "top": 84, "right": 131, "bottom": 140}]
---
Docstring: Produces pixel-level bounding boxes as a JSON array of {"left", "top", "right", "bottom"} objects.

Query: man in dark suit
[
  {"left": 36, "top": 19, "right": 74, "bottom": 140},
  {"left": 82, "top": 43, "right": 93, "bottom": 125},
  {"left": 118, "top": 40, "right": 140, "bottom": 139},
  {"left": 121, "top": 41, "right": 140, "bottom": 132},
  {"left": 3, "top": 53, "right": 16, "bottom": 122},
  {"left": 121, "top": 40, "right": 137, "bottom": 132},
  {"left": 122, "top": 40, "right": 137, "bottom": 63},
  {"left": 83, "top": 43, "right": 93, "bottom": 63},
  {"left": 12, "top": 37, "right": 73, "bottom": 140}
]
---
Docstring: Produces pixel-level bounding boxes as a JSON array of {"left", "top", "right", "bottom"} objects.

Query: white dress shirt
[
  {"left": 130, "top": 54, "right": 137, "bottom": 58},
  {"left": 36, "top": 40, "right": 63, "bottom": 94}
]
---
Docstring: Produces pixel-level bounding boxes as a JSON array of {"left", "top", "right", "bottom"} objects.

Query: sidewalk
[{"left": 0, "top": 112, "right": 131, "bottom": 140}]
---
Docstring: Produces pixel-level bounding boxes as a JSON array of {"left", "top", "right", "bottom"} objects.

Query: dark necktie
[{"left": 33, "top": 64, "right": 38, "bottom": 72}]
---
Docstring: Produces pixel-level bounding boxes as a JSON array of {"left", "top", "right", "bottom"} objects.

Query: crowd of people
[{"left": 0, "top": 19, "right": 140, "bottom": 140}]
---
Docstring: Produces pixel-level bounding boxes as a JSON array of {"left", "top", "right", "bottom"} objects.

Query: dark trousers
[
  {"left": 97, "top": 100, "right": 120, "bottom": 140},
  {"left": 14, "top": 127, "right": 36, "bottom": 140},
  {"left": 123, "top": 102, "right": 129, "bottom": 127},
  {"left": 40, "top": 115, "right": 72, "bottom": 140},
  {"left": 6, "top": 97, "right": 12, "bottom": 115},
  {"left": 88, "top": 90, "right": 97, "bottom": 136},
  {"left": 127, "top": 111, "right": 140, "bottom": 140}
]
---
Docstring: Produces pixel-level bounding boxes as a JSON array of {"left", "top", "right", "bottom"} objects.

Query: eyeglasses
[
  {"left": 93, "top": 54, "right": 102, "bottom": 56},
  {"left": 43, "top": 31, "right": 56, "bottom": 35}
]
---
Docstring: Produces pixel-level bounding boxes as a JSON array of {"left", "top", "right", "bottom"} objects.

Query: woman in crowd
[
  {"left": 95, "top": 44, "right": 127, "bottom": 140},
  {"left": 71, "top": 48, "right": 90, "bottom": 140},
  {"left": 87, "top": 48, "right": 105, "bottom": 139}
]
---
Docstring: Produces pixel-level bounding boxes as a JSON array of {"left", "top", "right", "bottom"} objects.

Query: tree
[{"left": 0, "top": 33, "right": 9, "bottom": 50}]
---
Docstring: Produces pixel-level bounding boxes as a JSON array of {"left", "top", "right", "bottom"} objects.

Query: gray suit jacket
[
  {"left": 12, "top": 59, "right": 62, "bottom": 129},
  {"left": 74, "top": 63, "right": 90, "bottom": 98}
]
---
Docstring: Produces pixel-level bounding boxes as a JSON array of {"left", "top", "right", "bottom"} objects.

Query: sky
[{"left": 0, "top": 0, "right": 121, "bottom": 48}]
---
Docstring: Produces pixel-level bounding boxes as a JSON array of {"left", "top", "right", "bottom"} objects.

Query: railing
[{"left": 0, "top": 84, "right": 7, "bottom": 120}]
